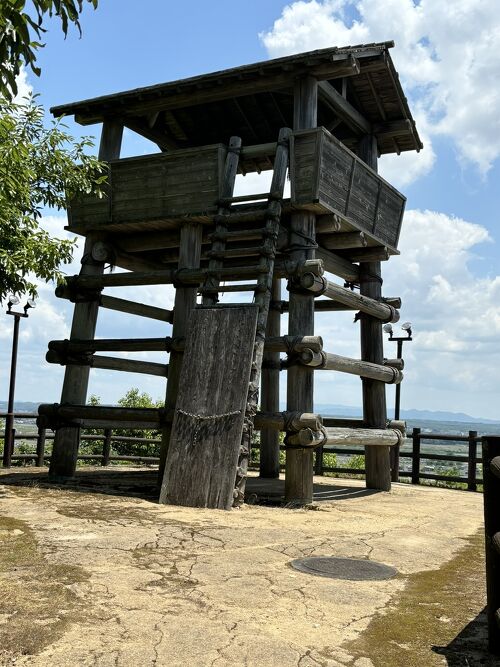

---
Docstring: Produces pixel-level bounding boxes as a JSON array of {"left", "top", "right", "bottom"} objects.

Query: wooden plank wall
[
  {"left": 69, "top": 145, "right": 225, "bottom": 229},
  {"left": 160, "top": 306, "right": 258, "bottom": 510},
  {"left": 293, "top": 128, "right": 405, "bottom": 249}
]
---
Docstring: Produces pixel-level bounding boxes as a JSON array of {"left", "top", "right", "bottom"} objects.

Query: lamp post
[
  {"left": 2, "top": 296, "right": 36, "bottom": 468},
  {"left": 383, "top": 321, "right": 412, "bottom": 482}
]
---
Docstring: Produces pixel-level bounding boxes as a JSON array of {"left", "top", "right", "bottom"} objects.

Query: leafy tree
[
  {"left": 0, "top": 96, "right": 106, "bottom": 301},
  {"left": 0, "top": 0, "right": 98, "bottom": 98},
  {"left": 83, "top": 389, "right": 164, "bottom": 459}
]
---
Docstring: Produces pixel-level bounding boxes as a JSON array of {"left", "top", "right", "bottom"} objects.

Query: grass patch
[
  {"left": 0, "top": 513, "right": 90, "bottom": 663},
  {"left": 344, "top": 531, "right": 487, "bottom": 667}
]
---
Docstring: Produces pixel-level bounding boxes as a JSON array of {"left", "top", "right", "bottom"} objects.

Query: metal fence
[{"left": 0, "top": 413, "right": 490, "bottom": 491}]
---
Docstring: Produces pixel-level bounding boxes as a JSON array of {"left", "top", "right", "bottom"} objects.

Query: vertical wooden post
[
  {"left": 102, "top": 428, "right": 112, "bottom": 466},
  {"left": 36, "top": 425, "right": 46, "bottom": 467},
  {"left": 158, "top": 222, "right": 203, "bottom": 482},
  {"left": 260, "top": 279, "right": 281, "bottom": 478},
  {"left": 357, "top": 134, "right": 391, "bottom": 492},
  {"left": 467, "top": 430, "right": 478, "bottom": 491},
  {"left": 48, "top": 120, "right": 123, "bottom": 482},
  {"left": 411, "top": 427, "right": 421, "bottom": 485},
  {"left": 481, "top": 436, "right": 500, "bottom": 655},
  {"left": 285, "top": 75, "right": 317, "bottom": 505}
]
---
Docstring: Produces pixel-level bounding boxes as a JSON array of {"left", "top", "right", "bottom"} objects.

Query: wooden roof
[{"left": 52, "top": 42, "right": 422, "bottom": 157}]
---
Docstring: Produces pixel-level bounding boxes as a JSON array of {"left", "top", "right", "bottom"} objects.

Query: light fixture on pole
[
  {"left": 2, "top": 296, "right": 36, "bottom": 468},
  {"left": 383, "top": 321, "right": 413, "bottom": 482}
]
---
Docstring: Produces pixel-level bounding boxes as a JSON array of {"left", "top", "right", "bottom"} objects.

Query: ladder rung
[
  {"left": 213, "top": 209, "right": 268, "bottom": 225},
  {"left": 220, "top": 192, "right": 271, "bottom": 205},
  {"left": 207, "top": 246, "right": 269, "bottom": 259},
  {"left": 199, "top": 283, "right": 261, "bottom": 293},
  {"left": 209, "top": 228, "right": 264, "bottom": 242}
]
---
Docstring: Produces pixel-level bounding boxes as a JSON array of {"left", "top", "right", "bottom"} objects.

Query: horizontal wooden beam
[
  {"left": 254, "top": 412, "right": 323, "bottom": 432},
  {"left": 344, "top": 246, "right": 391, "bottom": 263},
  {"left": 384, "top": 357, "right": 404, "bottom": 370},
  {"left": 38, "top": 402, "right": 325, "bottom": 435},
  {"left": 373, "top": 119, "right": 413, "bottom": 138},
  {"left": 271, "top": 296, "right": 401, "bottom": 313},
  {"left": 315, "top": 214, "right": 343, "bottom": 234},
  {"left": 56, "top": 288, "right": 175, "bottom": 323},
  {"left": 314, "top": 247, "right": 360, "bottom": 283},
  {"left": 48, "top": 337, "right": 183, "bottom": 354},
  {"left": 66, "top": 259, "right": 323, "bottom": 291},
  {"left": 100, "top": 295, "right": 174, "bottom": 323},
  {"left": 38, "top": 403, "right": 164, "bottom": 426},
  {"left": 318, "top": 80, "right": 371, "bottom": 135},
  {"left": 300, "top": 349, "right": 403, "bottom": 384},
  {"left": 46, "top": 350, "right": 168, "bottom": 377},
  {"left": 299, "top": 274, "right": 400, "bottom": 322},
  {"left": 286, "top": 426, "right": 403, "bottom": 448},
  {"left": 320, "top": 231, "right": 367, "bottom": 250},
  {"left": 264, "top": 335, "right": 323, "bottom": 353},
  {"left": 48, "top": 334, "right": 322, "bottom": 355},
  {"left": 321, "top": 418, "right": 405, "bottom": 433}
]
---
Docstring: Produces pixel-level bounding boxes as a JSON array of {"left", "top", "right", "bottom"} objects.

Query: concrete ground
[{"left": 0, "top": 467, "right": 494, "bottom": 667}]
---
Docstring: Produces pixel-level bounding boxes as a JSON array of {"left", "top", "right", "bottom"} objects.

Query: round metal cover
[{"left": 290, "top": 557, "right": 397, "bottom": 581}]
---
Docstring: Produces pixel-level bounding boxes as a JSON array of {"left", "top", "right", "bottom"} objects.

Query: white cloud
[
  {"left": 13, "top": 67, "right": 33, "bottom": 102},
  {"left": 381, "top": 209, "right": 500, "bottom": 414},
  {"left": 261, "top": 0, "right": 500, "bottom": 181},
  {"left": 378, "top": 109, "right": 435, "bottom": 189}
]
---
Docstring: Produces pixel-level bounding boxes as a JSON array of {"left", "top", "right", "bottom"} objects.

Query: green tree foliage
[
  {"left": 0, "top": 0, "right": 98, "bottom": 98},
  {"left": 0, "top": 96, "right": 106, "bottom": 301},
  {"left": 83, "top": 389, "right": 163, "bottom": 459}
]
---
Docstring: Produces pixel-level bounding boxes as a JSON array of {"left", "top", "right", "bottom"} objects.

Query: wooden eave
[{"left": 51, "top": 42, "right": 422, "bottom": 156}]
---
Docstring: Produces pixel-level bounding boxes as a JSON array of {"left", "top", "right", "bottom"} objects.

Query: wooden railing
[
  {"left": 314, "top": 427, "right": 484, "bottom": 490},
  {"left": 0, "top": 413, "right": 161, "bottom": 467},
  {"left": 0, "top": 414, "right": 490, "bottom": 492}
]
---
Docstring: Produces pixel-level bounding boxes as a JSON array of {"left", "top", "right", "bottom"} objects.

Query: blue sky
[{"left": 3, "top": 0, "right": 500, "bottom": 420}]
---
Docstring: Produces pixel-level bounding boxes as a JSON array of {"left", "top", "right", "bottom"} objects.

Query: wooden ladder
[{"left": 160, "top": 128, "right": 291, "bottom": 508}]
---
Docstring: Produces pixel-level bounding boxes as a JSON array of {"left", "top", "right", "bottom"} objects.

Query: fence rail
[
  {"left": 0, "top": 413, "right": 491, "bottom": 490},
  {"left": 313, "top": 427, "right": 483, "bottom": 490}
]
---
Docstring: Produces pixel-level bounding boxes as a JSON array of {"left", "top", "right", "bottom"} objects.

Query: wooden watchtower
[{"left": 39, "top": 42, "right": 422, "bottom": 508}]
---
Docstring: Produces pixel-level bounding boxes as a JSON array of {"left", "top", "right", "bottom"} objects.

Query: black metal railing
[{"left": 0, "top": 414, "right": 492, "bottom": 492}]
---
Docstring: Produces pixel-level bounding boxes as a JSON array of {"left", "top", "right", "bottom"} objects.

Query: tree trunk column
[
  {"left": 49, "top": 120, "right": 123, "bottom": 482},
  {"left": 158, "top": 222, "right": 203, "bottom": 482},
  {"left": 360, "top": 261, "right": 391, "bottom": 490},
  {"left": 285, "top": 76, "right": 317, "bottom": 505},
  {"left": 357, "top": 135, "right": 391, "bottom": 491},
  {"left": 260, "top": 278, "right": 281, "bottom": 478}
]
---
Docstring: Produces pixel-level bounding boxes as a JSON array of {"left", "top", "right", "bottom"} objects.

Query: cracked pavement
[{"left": 0, "top": 468, "right": 485, "bottom": 666}]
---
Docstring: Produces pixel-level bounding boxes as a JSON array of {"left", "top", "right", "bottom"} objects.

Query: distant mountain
[
  {"left": 1, "top": 400, "right": 498, "bottom": 427},
  {"left": 0, "top": 401, "right": 40, "bottom": 414},
  {"left": 397, "top": 408, "right": 500, "bottom": 424},
  {"left": 299, "top": 403, "right": 500, "bottom": 425}
]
